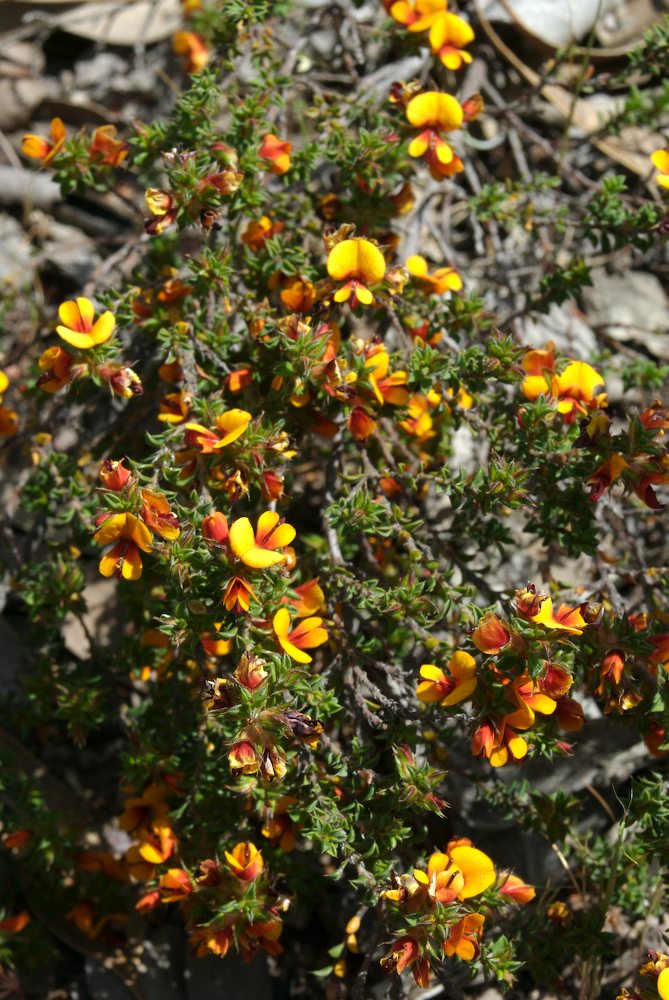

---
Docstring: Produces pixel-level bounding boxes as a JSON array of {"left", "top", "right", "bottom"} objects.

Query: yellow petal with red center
[
  {"left": 89, "top": 312, "right": 116, "bottom": 346},
  {"left": 554, "top": 603, "right": 587, "bottom": 632},
  {"left": 449, "top": 845, "right": 495, "bottom": 898},
  {"left": 258, "top": 515, "right": 296, "bottom": 550},
  {"left": 213, "top": 409, "right": 251, "bottom": 447},
  {"left": 408, "top": 132, "right": 430, "bottom": 158},
  {"left": 556, "top": 361, "right": 604, "bottom": 403},
  {"left": 229, "top": 517, "right": 284, "bottom": 568},
  {"left": 410, "top": 0, "right": 447, "bottom": 29},
  {"left": 417, "top": 681, "right": 445, "bottom": 702},
  {"left": 658, "top": 968, "right": 669, "bottom": 1000},
  {"left": 58, "top": 298, "right": 92, "bottom": 332},
  {"left": 94, "top": 513, "right": 152, "bottom": 551},
  {"left": 522, "top": 374, "right": 550, "bottom": 401}
]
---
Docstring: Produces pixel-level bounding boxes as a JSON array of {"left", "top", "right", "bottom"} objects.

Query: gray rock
[
  {"left": 185, "top": 950, "right": 273, "bottom": 1000},
  {"left": 0, "top": 213, "right": 35, "bottom": 286},
  {"left": 521, "top": 301, "right": 598, "bottom": 360},
  {"left": 582, "top": 268, "right": 669, "bottom": 359},
  {"left": 41, "top": 219, "right": 101, "bottom": 283}
]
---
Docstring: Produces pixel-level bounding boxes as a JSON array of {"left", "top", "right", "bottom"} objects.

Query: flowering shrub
[{"left": 2, "top": 1, "right": 669, "bottom": 996}]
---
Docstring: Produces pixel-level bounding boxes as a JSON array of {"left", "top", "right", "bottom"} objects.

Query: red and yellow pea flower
[
  {"left": 515, "top": 587, "right": 588, "bottom": 635},
  {"left": 99, "top": 459, "right": 131, "bottom": 491},
  {"left": 37, "top": 345, "right": 77, "bottom": 393},
  {"left": 503, "top": 672, "right": 557, "bottom": 730},
  {"left": 22, "top": 116, "right": 66, "bottom": 163},
  {"left": 140, "top": 489, "right": 180, "bottom": 541},
  {"left": 224, "top": 841, "right": 264, "bottom": 881},
  {"left": 651, "top": 149, "right": 669, "bottom": 190},
  {"left": 239, "top": 914, "right": 284, "bottom": 960},
  {"left": 499, "top": 873, "right": 536, "bottom": 904},
  {"left": 158, "top": 390, "right": 190, "bottom": 424},
  {"left": 234, "top": 653, "right": 268, "bottom": 690},
  {"left": 259, "top": 133, "right": 292, "bottom": 175},
  {"left": 365, "top": 349, "right": 409, "bottom": 405},
  {"left": 56, "top": 297, "right": 116, "bottom": 350},
  {"left": 94, "top": 512, "right": 152, "bottom": 581},
  {"left": 521, "top": 346, "right": 606, "bottom": 423},
  {"left": 288, "top": 578, "right": 325, "bottom": 617},
  {"left": 472, "top": 717, "right": 528, "bottom": 767},
  {"left": 406, "top": 254, "right": 462, "bottom": 294},
  {"left": 0, "top": 911, "right": 31, "bottom": 935},
  {"left": 326, "top": 238, "right": 386, "bottom": 307},
  {"left": 229, "top": 511, "right": 296, "bottom": 568},
  {"left": 184, "top": 409, "right": 251, "bottom": 452},
  {"left": 126, "top": 818, "right": 177, "bottom": 878},
  {"left": 273, "top": 607, "right": 328, "bottom": 663},
  {"left": 261, "top": 796, "right": 299, "bottom": 852},
  {"left": 158, "top": 868, "right": 193, "bottom": 903},
  {"left": 145, "top": 188, "right": 177, "bottom": 235},
  {"left": 406, "top": 91, "right": 464, "bottom": 179},
  {"left": 471, "top": 613, "right": 512, "bottom": 654},
  {"left": 223, "top": 576, "right": 257, "bottom": 614},
  {"left": 381, "top": 936, "right": 429, "bottom": 988},
  {"left": 280, "top": 276, "right": 316, "bottom": 313},
  {"left": 89, "top": 125, "right": 128, "bottom": 166},
  {"left": 228, "top": 738, "right": 260, "bottom": 776},
  {"left": 242, "top": 215, "right": 284, "bottom": 251},
  {"left": 417, "top": 841, "right": 496, "bottom": 904},
  {"left": 173, "top": 30, "right": 210, "bottom": 73},
  {"left": 417, "top": 650, "right": 477, "bottom": 706},
  {"left": 443, "top": 913, "right": 485, "bottom": 960}
]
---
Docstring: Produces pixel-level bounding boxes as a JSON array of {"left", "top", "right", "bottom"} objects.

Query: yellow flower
[
  {"left": 56, "top": 298, "right": 116, "bottom": 350},
  {"left": 184, "top": 409, "right": 251, "bottom": 452},
  {"left": 327, "top": 238, "right": 386, "bottom": 306},
  {"left": 651, "top": 148, "right": 669, "bottom": 190},
  {"left": 406, "top": 92, "right": 464, "bottom": 180},
  {"left": 22, "top": 117, "right": 66, "bottom": 163},
  {"left": 406, "top": 254, "right": 462, "bottom": 295},
  {"left": 229, "top": 511, "right": 296, "bottom": 568},
  {"left": 417, "top": 650, "right": 477, "bottom": 706},
  {"left": 94, "top": 512, "right": 152, "bottom": 581},
  {"left": 273, "top": 607, "right": 328, "bottom": 663}
]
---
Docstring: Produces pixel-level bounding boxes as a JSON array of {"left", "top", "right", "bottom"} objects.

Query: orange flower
[
  {"left": 651, "top": 149, "right": 669, "bottom": 190},
  {"left": 173, "top": 30, "right": 210, "bottom": 73},
  {"left": 528, "top": 596, "right": 587, "bottom": 636},
  {"left": 280, "top": 277, "right": 316, "bottom": 313},
  {"left": 2, "top": 829, "right": 32, "bottom": 850},
  {"left": 588, "top": 453, "right": 628, "bottom": 502},
  {"left": 499, "top": 873, "right": 536, "bottom": 904},
  {"left": 141, "top": 489, "right": 180, "bottom": 541},
  {"left": 202, "top": 511, "right": 229, "bottom": 545},
  {"left": 127, "top": 819, "right": 177, "bottom": 878},
  {"left": 389, "top": 0, "right": 444, "bottom": 30},
  {"left": 184, "top": 409, "right": 251, "bottom": 452},
  {"left": 224, "top": 841, "right": 264, "bottom": 881},
  {"left": 289, "top": 578, "right": 325, "bottom": 617},
  {"left": 229, "top": 511, "right": 296, "bottom": 568},
  {"left": 226, "top": 367, "right": 253, "bottom": 393},
  {"left": 94, "top": 512, "right": 152, "bottom": 581},
  {"left": 365, "top": 350, "right": 409, "bottom": 405},
  {"left": 200, "top": 623, "right": 233, "bottom": 657},
  {"left": 327, "top": 238, "right": 386, "bottom": 307},
  {"left": 471, "top": 613, "right": 512, "bottom": 654},
  {"left": 145, "top": 188, "right": 177, "bottom": 234},
  {"left": 555, "top": 697, "right": 585, "bottom": 731},
  {"left": 472, "top": 717, "right": 528, "bottom": 767},
  {"left": 158, "top": 391, "right": 190, "bottom": 424},
  {"left": 0, "top": 911, "right": 30, "bottom": 934},
  {"left": 37, "top": 345, "right": 75, "bottom": 392},
  {"left": 223, "top": 576, "right": 257, "bottom": 614},
  {"left": 99, "top": 459, "right": 131, "bottom": 491},
  {"left": 381, "top": 935, "right": 421, "bottom": 977},
  {"left": 546, "top": 901, "right": 572, "bottom": 925},
  {"left": 348, "top": 405, "right": 377, "bottom": 440},
  {"left": 119, "top": 782, "right": 170, "bottom": 834},
  {"left": 417, "top": 650, "right": 477, "bottom": 706},
  {"left": 239, "top": 915, "right": 284, "bottom": 960},
  {"left": 22, "top": 116, "right": 66, "bottom": 163},
  {"left": 406, "top": 92, "right": 464, "bottom": 180},
  {"left": 261, "top": 796, "right": 299, "bottom": 852},
  {"left": 504, "top": 673, "right": 557, "bottom": 731},
  {"left": 658, "top": 967, "right": 669, "bottom": 1000},
  {"left": 406, "top": 254, "right": 462, "bottom": 294},
  {"left": 89, "top": 125, "right": 128, "bottom": 166},
  {"left": 273, "top": 607, "right": 328, "bottom": 663},
  {"left": 159, "top": 868, "right": 193, "bottom": 902},
  {"left": 259, "top": 134, "right": 292, "bottom": 174},
  {"left": 242, "top": 215, "right": 283, "bottom": 251},
  {"left": 56, "top": 297, "right": 115, "bottom": 350},
  {"left": 443, "top": 913, "right": 485, "bottom": 960}
]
